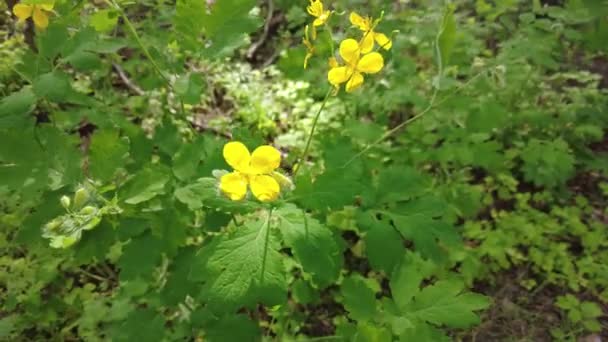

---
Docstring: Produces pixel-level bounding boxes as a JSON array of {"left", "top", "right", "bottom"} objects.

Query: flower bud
[
  {"left": 80, "top": 206, "right": 98, "bottom": 215},
  {"left": 73, "top": 188, "right": 89, "bottom": 209},
  {"left": 60, "top": 196, "right": 71, "bottom": 210}
]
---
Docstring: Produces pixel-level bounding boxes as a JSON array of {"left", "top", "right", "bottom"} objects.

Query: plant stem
[
  {"left": 293, "top": 88, "right": 332, "bottom": 178},
  {"left": 105, "top": 0, "right": 186, "bottom": 116},
  {"left": 259, "top": 207, "right": 274, "bottom": 283}
]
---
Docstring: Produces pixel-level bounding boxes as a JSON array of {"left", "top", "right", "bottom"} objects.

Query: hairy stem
[{"left": 294, "top": 88, "right": 333, "bottom": 178}]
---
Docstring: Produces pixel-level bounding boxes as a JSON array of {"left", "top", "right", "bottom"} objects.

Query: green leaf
[
  {"left": 111, "top": 308, "right": 165, "bottom": 342},
  {"left": 191, "top": 215, "right": 287, "bottom": 311},
  {"left": 0, "top": 88, "right": 36, "bottom": 128},
  {"left": 33, "top": 71, "right": 91, "bottom": 105},
  {"left": 404, "top": 279, "right": 490, "bottom": 328},
  {"left": 384, "top": 197, "right": 460, "bottom": 261},
  {"left": 174, "top": 0, "right": 207, "bottom": 51},
  {"left": 37, "top": 24, "right": 69, "bottom": 60},
  {"left": 341, "top": 275, "right": 378, "bottom": 321},
  {"left": 172, "top": 136, "right": 205, "bottom": 181},
  {"left": 89, "top": 129, "right": 130, "bottom": 182},
  {"left": 201, "top": 0, "right": 261, "bottom": 57},
  {"left": 73, "top": 221, "right": 116, "bottom": 263},
  {"left": 174, "top": 177, "right": 259, "bottom": 213},
  {"left": 390, "top": 253, "right": 435, "bottom": 311},
  {"left": 204, "top": 314, "right": 261, "bottom": 342},
  {"left": 358, "top": 213, "right": 404, "bottom": 274},
  {"left": 161, "top": 247, "right": 199, "bottom": 305},
  {"left": 276, "top": 205, "right": 342, "bottom": 287},
  {"left": 0, "top": 315, "right": 18, "bottom": 339},
  {"left": 121, "top": 166, "right": 171, "bottom": 205},
  {"left": 376, "top": 167, "right": 432, "bottom": 204},
  {"left": 174, "top": 73, "right": 205, "bottom": 105},
  {"left": 90, "top": 9, "right": 119, "bottom": 32},
  {"left": 118, "top": 233, "right": 164, "bottom": 280}
]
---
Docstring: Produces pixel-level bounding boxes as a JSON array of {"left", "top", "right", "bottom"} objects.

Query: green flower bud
[
  {"left": 80, "top": 206, "right": 98, "bottom": 215},
  {"left": 60, "top": 195, "right": 71, "bottom": 210},
  {"left": 73, "top": 188, "right": 89, "bottom": 209},
  {"left": 45, "top": 219, "right": 62, "bottom": 231}
]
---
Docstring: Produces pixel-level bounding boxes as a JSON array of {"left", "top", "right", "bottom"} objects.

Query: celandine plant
[{"left": 1, "top": 0, "right": 496, "bottom": 340}]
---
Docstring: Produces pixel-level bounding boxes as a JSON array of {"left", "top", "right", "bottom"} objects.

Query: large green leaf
[
  {"left": 89, "top": 129, "right": 130, "bottom": 182},
  {"left": 403, "top": 279, "right": 490, "bottom": 329},
  {"left": 276, "top": 205, "right": 342, "bottom": 287},
  {"left": 191, "top": 215, "right": 287, "bottom": 311}
]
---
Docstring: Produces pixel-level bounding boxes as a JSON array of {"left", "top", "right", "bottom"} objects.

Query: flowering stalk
[{"left": 293, "top": 88, "right": 332, "bottom": 178}]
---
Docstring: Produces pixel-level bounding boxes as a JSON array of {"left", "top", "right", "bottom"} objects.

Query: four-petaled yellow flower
[
  {"left": 307, "top": 0, "right": 331, "bottom": 27},
  {"left": 350, "top": 12, "right": 392, "bottom": 53},
  {"left": 307, "top": 0, "right": 331, "bottom": 39},
  {"left": 220, "top": 141, "right": 283, "bottom": 202},
  {"left": 13, "top": 2, "right": 54, "bottom": 29},
  {"left": 328, "top": 39, "right": 384, "bottom": 92}
]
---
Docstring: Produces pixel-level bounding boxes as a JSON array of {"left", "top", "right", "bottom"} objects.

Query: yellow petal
[
  {"left": 250, "top": 175, "right": 280, "bottom": 202},
  {"left": 307, "top": 0, "right": 323, "bottom": 17},
  {"left": 339, "top": 38, "right": 360, "bottom": 65},
  {"left": 250, "top": 145, "right": 281, "bottom": 174},
  {"left": 360, "top": 31, "right": 375, "bottom": 54},
  {"left": 223, "top": 141, "right": 251, "bottom": 172},
  {"left": 346, "top": 72, "right": 364, "bottom": 92},
  {"left": 312, "top": 17, "right": 326, "bottom": 26},
  {"left": 328, "top": 66, "right": 352, "bottom": 86},
  {"left": 374, "top": 32, "right": 392, "bottom": 50},
  {"left": 357, "top": 52, "right": 384, "bottom": 74},
  {"left": 13, "top": 4, "right": 33, "bottom": 21},
  {"left": 33, "top": 7, "right": 49, "bottom": 29},
  {"left": 220, "top": 172, "right": 248, "bottom": 201},
  {"left": 349, "top": 12, "right": 370, "bottom": 31}
]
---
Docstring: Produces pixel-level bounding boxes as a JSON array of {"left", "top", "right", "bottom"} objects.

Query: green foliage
[{"left": 1, "top": 0, "right": 607, "bottom": 341}]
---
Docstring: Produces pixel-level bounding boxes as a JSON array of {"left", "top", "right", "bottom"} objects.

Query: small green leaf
[
  {"left": 341, "top": 275, "right": 378, "bottom": 321},
  {"left": 172, "top": 136, "right": 206, "bottom": 181},
  {"left": 121, "top": 166, "right": 171, "bottom": 205},
  {"left": 90, "top": 9, "right": 119, "bottom": 32}
]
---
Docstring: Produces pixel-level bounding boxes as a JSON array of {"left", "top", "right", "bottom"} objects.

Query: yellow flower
[
  {"left": 303, "top": 25, "right": 315, "bottom": 69},
  {"left": 350, "top": 11, "right": 392, "bottom": 53},
  {"left": 13, "top": 2, "right": 54, "bottom": 29},
  {"left": 307, "top": 0, "right": 331, "bottom": 27},
  {"left": 327, "top": 38, "right": 384, "bottom": 92},
  {"left": 220, "top": 141, "right": 283, "bottom": 202},
  {"left": 306, "top": 0, "right": 331, "bottom": 40}
]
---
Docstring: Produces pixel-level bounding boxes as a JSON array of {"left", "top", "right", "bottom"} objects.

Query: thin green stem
[
  {"left": 259, "top": 207, "right": 274, "bottom": 283},
  {"left": 107, "top": 0, "right": 168, "bottom": 84},
  {"left": 342, "top": 70, "right": 485, "bottom": 167},
  {"left": 294, "top": 88, "right": 333, "bottom": 178},
  {"left": 105, "top": 0, "right": 186, "bottom": 117}
]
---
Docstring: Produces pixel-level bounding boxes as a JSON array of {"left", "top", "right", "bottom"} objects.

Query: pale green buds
[
  {"left": 73, "top": 188, "right": 89, "bottom": 209},
  {"left": 60, "top": 196, "right": 71, "bottom": 210}
]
